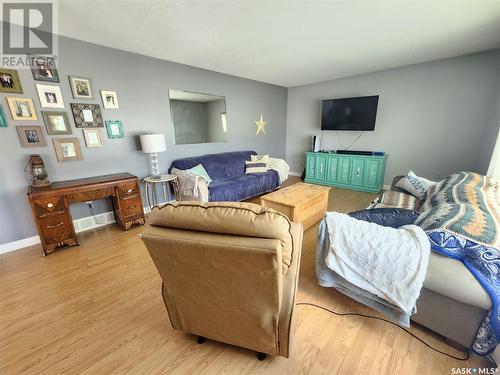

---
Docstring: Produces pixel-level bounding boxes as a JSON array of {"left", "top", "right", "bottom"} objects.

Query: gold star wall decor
[{"left": 254, "top": 114, "right": 268, "bottom": 135}]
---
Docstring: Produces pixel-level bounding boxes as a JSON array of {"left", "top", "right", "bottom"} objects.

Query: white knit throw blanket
[{"left": 324, "top": 212, "right": 430, "bottom": 314}]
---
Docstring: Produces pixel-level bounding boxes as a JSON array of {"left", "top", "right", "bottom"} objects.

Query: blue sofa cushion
[
  {"left": 209, "top": 170, "right": 280, "bottom": 201},
  {"left": 348, "top": 208, "right": 419, "bottom": 228},
  {"left": 170, "top": 151, "right": 256, "bottom": 179}
]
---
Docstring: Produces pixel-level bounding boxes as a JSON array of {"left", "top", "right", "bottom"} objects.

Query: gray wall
[
  {"left": 286, "top": 50, "right": 500, "bottom": 183},
  {"left": 0, "top": 36, "right": 287, "bottom": 245}
]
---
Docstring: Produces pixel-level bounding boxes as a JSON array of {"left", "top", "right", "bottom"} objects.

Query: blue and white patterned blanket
[
  {"left": 416, "top": 172, "right": 500, "bottom": 355},
  {"left": 427, "top": 232, "right": 499, "bottom": 354}
]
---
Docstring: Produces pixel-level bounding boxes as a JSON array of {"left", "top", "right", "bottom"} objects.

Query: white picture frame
[
  {"left": 35, "top": 84, "right": 65, "bottom": 108},
  {"left": 69, "top": 76, "right": 93, "bottom": 99},
  {"left": 82, "top": 128, "right": 106, "bottom": 148},
  {"left": 100, "top": 90, "right": 119, "bottom": 109}
]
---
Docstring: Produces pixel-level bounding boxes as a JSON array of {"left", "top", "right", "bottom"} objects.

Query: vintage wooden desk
[{"left": 27, "top": 173, "right": 145, "bottom": 256}]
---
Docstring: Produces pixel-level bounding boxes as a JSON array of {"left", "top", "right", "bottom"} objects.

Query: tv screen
[{"left": 321, "top": 95, "right": 379, "bottom": 131}]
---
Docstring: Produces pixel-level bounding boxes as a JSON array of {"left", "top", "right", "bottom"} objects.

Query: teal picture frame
[
  {"left": 0, "top": 105, "right": 7, "bottom": 127},
  {"left": 105, "top": 120, "right": 124, "bottom": 139}
]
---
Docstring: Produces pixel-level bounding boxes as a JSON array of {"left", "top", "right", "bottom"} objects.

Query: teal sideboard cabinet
[{"left": 304, "top": 152, "right": 387, "bottom": 193}]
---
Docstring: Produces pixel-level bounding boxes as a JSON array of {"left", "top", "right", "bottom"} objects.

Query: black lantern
[{"left": 25, "top": 154, "right": 51, "bottom": 187}]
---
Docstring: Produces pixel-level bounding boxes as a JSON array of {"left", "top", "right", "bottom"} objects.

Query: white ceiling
[{"left": 56, "top": 0, "right": 500, "bottom": 87}]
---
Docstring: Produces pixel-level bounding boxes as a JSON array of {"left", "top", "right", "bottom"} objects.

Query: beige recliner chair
[{"left": 141, "top": 201, "right": 303, "bottom": 359}]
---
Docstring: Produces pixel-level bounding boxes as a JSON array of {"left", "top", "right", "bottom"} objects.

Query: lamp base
[{"left": 150, "top": 153, "right": 160, "bottom": 177}]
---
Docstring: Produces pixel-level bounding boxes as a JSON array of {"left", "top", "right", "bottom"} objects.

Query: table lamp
[{"left": 140, "top": 134, "right": 166, "bottom": 179}]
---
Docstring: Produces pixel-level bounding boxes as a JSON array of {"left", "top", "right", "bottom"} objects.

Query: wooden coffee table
[{"left": 260, "top": 182, "right": 331, "bottom": 230}]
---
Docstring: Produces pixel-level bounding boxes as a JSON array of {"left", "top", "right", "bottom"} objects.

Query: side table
[{"left": 143, "top": 174, "right": 179, "bottom": 210}]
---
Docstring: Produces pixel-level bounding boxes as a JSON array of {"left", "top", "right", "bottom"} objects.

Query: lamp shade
[{"left": 140, "top": 134, "right": 166, "bottom": 153}]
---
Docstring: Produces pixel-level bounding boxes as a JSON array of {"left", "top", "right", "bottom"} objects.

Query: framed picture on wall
[
  {"left": 100, "top": 90, "right": 119, "bottom": 109},
  {"left": 105, "top": 120, "right": 124, "bottom": 138},
  {"left": 83, "top": 128, "right": 106, "bottom": 148},
  {"left": 70, "top": 103, "right": 104, "bottom": 128},
  {"left": 42, "top": 111, "right": 72, "bottom": 135},
  {"left": 0, "top": 69, "right": 23, "bottom": 93},
  {"left": 69, "top": 76, "right": 93, "bottom": 99},
  {"left": 16, "top": 126, "right": 46, "bottom": 147},
  {"left": 36, "top": 84, "right": 65, "bottom": 108},
  {"left": 29, "top": 56, "right": 59, "bottom": 82},
  {"left": 53, "top": 138, "right": 83, "bottom": 161},
  {"left": 0, "top": 105, "right": 7, "bottom": 127},
  {"left": 6, "top": 97, "right": 38, "bottom": 121}
]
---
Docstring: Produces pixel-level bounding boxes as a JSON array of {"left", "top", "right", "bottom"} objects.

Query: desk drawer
[
  {"left": 32, "top": 197, "right": 66, "bottom": 218},
  {"left": 67, "top": 187, "right": 115, "bottom": 203},
  {"left": 39, "top": 213, "right": 74, "bottom": 245},
  {"left": 117, "top": 181, "right": 140, "bottom": 198},
  {"left": 120, "top": 197, "right": 144, "bottom": 217}
]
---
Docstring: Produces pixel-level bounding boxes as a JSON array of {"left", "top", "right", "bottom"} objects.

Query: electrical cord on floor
[{"left": 296, "top": 302, "right": 470, "bottom": 361}]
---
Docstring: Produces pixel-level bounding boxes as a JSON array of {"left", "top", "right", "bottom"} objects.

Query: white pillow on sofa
[
  {"left": 395, "top": 171, "right": 436, "bottom": 200},
  {"left": 250, "top": 154, "right": 269, "bottom": 165}
]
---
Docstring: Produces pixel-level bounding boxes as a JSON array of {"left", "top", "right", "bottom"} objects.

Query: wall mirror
[{"left": 169, "top": 89, "right": 228, "bottom": 144}]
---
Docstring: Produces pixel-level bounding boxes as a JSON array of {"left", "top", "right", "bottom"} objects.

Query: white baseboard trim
[
  {"left": 0, "top": 207, "right": 149, "bottom": 255},
  {"left": 383, "top": 184, "right": 391, "bottom": 191},
  {"left": 0, "top": 235, "right": 41, "bottom": 255}
]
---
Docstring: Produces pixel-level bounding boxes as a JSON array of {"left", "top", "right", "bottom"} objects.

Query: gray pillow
[{"left": 395, "top": 171, "right": 435, "bottom": 200}]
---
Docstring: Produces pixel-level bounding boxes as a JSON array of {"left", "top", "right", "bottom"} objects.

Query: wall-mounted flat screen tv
[{"left": 321, "top": 95, "right": 379, "bottom": 131}]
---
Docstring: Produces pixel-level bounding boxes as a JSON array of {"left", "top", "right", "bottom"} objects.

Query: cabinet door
[
  {"left": 337, "top": 157, "right": 351, "bottom": 183},
  {"left": 327, "top": 156, "right": 338, "bottom": 181},
  {"left": 305, "top": 155, "right": 316, "bottom": 179},
  {"left": 351, "top": 158, "right": 365, "bottom": 186},
  {"left": 364, "top": 159, "right": 382, "bottom": 188},
  {"left": 314, "top": 155, "right": 327, "bottom": 181}
]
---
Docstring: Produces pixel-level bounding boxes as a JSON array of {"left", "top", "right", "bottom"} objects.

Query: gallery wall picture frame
[
  {"left": 0, "top": 69, "right": 23, "bottom": 94},
  {"left": 16, "top": 126, "right": 46, "bottom": 147},
  {"left": 83, "top": 128, "right": 106, "bottom": 148},
  {"left": 29, "top": 56, "right": 59, "bottom": 82},
  {"left": 70, "top": 103, "right": 104, "bottom": 128},
  {"left": 42, "top": 111, "right": 72, "bottom": 135},
  {"left": 69, "top": 76, "right": 93, "bottom": 99},
  {"left": 105, "top": 120, "right": 124, "bottom": 139},
  {"left": 0, "top": 105, "right": 7, "bottom": 127},
  {"left": 100, "top": 90, "right": 119, "bottom": 109},
  {"left": 36, "top": 84, "right": 65, "bottom": 108},
  {"left": 53, "top": 137, "right": 83, "bottom": 161},
  {"left": 6, "top": 97, "right": 38, "bottom": 121}
]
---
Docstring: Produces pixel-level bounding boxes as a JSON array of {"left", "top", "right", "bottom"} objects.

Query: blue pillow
[
  {"left": 348, "top": 208, "right": 419, "bottom": 228},
  {"left": 187, "top": 164, "right": 212, "bottom": 185}
]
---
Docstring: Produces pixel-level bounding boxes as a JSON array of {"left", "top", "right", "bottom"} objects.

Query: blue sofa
[{"left": 169, "top": 151, "right": 281, "bottom": 201}]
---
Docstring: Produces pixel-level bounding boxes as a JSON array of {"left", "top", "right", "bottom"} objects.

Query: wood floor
[{"left": 1, "top": 178, "right": 490, "bottom": 374}]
